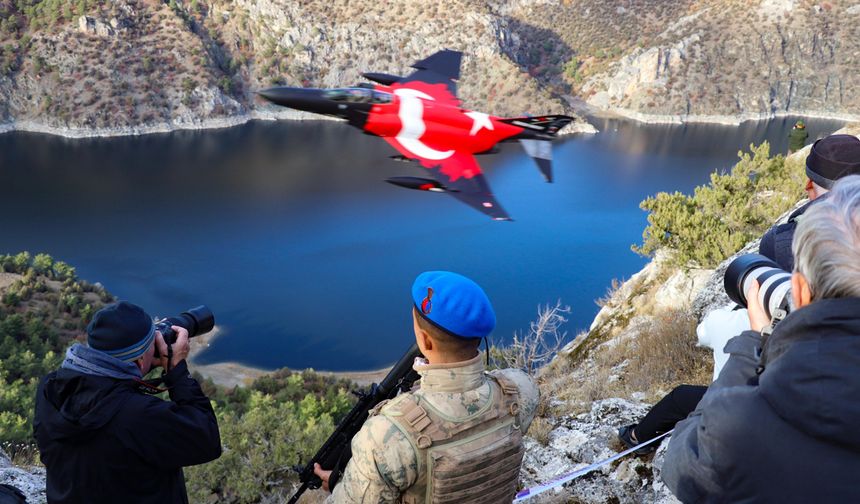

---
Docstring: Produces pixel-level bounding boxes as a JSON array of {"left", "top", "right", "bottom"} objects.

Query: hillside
[
  {"left": 0, "top": 0, "right": 589, "bottom": 136},
  {"left": 503, "top": 0, "right": 860, "bottom": 123},
  {"left": 4, "top": 1, "right": 860, "bottom": 136}
]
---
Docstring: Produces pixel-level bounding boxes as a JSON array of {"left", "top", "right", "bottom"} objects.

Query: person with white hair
[
  {"left": 662, "top": 175, "right": 860, "bottom": 503},
  {"left": 618, "top": 134, "right": 860, "bottom": 455}
]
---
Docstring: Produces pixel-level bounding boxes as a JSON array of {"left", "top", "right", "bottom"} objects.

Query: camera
[
  {"left": 153, "top": 305, "right": 215, "bottom": 356},
  {"left": 724, "top": 254, "right": 793, "bottom": 320}
]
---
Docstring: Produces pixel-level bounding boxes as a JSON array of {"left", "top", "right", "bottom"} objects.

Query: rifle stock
[{"left": 288, "top": 343, "right": 423, "bottom": 503}]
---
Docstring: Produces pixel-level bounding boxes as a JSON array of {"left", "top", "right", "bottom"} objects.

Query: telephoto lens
[
  {"left": 724, "top": 254, "right": 793, "bottom": 320},
  {"left": 154, "top": 305, "right": 215, "bottom": 349}
]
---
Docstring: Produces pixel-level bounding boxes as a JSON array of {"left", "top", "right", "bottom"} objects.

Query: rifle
[{"left": 287, "top": 343, "right": 423, "bottom": 504}]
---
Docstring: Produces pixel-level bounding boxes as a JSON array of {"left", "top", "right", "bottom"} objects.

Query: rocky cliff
[
  {"left": 495, "top": 0, "right": 860, "bottom": 123},
  {"left": 4, "top": 0, "right": 859, "bottom": 137},
  {"left": 582, "top": 0, "right": 860, "bottom": 123},
  {"left": 0, "top": 0, "right": 591, "bottom": 137}
]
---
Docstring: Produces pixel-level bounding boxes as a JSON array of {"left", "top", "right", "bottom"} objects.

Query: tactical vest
[{"left": 379, "top": 373, "right": 525, "bottom": 504}]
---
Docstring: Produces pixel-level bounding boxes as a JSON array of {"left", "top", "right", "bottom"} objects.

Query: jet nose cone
[
  {"left": 257, "top": 87, "right": 304, "bottom": 107},
  {"left": 256, "top": 87, "right": 343, "bottom": 117}
]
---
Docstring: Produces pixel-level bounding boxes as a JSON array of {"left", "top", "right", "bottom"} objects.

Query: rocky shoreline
[
  {"left": 0, "top": 107, "right": 598, "bottom": 139},
  {"left": 187, "top": 329, "right": 389, "bottom": 388},
  {"left": 2, "top": 104, "right": 854, "bottom": 140},
  {"left": 0, "top": 108, "right": 337, "bottom": 139},
  {"left": 598, "top": 107, "right": 860, "bottom": 126}
]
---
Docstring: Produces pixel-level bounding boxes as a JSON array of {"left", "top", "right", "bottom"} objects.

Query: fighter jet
[{"left": 258, "top": 50, "right": 574, "bottom": 220}]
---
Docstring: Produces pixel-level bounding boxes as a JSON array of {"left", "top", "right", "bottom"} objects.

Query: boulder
[
  {"left": 0, "top": 449, "right": 47, "bottom": 504},
  {"left": 520, "top": 398, "right": 680, "bottom": 503},
  {"left": 77, "top": 15, "right": 116, "bottom": 37}
]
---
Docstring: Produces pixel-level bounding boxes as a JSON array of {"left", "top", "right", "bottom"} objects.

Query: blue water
[{"left": 0, "top": 116, "right": 844, "bottom": 370}]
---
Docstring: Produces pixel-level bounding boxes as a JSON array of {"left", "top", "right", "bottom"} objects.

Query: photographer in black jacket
[
  {"left": 34, "top": 301, "right": 221, "bottom": 504},
  {"left": 618, "top": 134, "right": 860, "bottom": 454},
  {"left": 662, "top": 175, "right": 860, "bottom": 502}
]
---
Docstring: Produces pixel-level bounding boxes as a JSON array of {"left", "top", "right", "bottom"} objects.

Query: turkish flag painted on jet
[
  {"left": 364, "top": 80, "right": 524, "bottom": 183},
  {"left": 257, "top": 49, "right": 575, "bottom": 220}
]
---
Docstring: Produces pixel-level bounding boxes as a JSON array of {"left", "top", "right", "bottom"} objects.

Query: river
[{"left": 0, "top": 115, "right": 844, "bottom": 371}]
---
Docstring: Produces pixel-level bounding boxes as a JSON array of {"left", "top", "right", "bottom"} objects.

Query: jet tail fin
[
  {"left": 519, "top": 139, "right": 553, "bottom": 182},
  {"left": 501, "top": 115, "right": 574, "bottom": 137}
]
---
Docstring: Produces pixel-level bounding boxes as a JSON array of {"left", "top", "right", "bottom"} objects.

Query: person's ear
[
  {"left": 805, "top": 178, "right": 818, "bottom": 199},
  {"left": 791, "top": 272, "right": 813, "bottom": 309},
  {"left": 420, "top": 329, "right": 434, "bottom": 353}
]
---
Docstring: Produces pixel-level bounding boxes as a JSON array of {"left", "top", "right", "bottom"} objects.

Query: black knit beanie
[
  {"left": 86, "top": 301, "right": 155, "bottom": 361},
  {"left": 806, "top": 134, "right": 860, "bottom": 189}
]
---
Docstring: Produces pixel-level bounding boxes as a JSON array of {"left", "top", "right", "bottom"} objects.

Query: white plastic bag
[{"left": 697, "top": 304, "right": 751, "bottom": 381}]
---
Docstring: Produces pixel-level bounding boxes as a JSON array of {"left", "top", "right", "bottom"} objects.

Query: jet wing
[
  {"left": 397, "top": 50, "right": 462, "bottom": 103},
  {"left": 383, "top": 138, "right": 510, "bottom": 220},
  {"left": 442, "top": 166, "right": 512, "bottom": 221}
]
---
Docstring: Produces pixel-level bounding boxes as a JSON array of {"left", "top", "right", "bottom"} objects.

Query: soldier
[
  {"left": 314, "top": 271, "right": 540, "bottom": 503},
  {"left": 788, "top": 120, "right": 808, "bottom": 154}
]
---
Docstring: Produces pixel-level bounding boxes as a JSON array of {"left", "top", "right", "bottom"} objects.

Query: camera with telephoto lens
[
  {"left": 153, "top": 305, "right": 215, "bottom": 357},
  {"left": 724, "top": 254, "right": 793, "bottom": 321}
]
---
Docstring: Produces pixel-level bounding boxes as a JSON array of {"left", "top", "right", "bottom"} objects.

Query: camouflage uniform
[
  {"left": 326, "top": 354, "right": 539, "bottom": 504},
  {"left": 788, "top": 125, "right": 808, "bottom": 153}
]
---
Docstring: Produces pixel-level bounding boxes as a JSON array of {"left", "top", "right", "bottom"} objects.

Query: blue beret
[{"left": 412, "top": 271, "right": 496, "bottom": 339}]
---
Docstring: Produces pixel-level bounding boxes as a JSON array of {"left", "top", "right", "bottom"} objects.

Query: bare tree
[{"left": 492, "top": 301, "right": 570, "bottom": 375}]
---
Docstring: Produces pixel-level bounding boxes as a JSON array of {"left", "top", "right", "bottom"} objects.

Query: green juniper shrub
[
  {"left": 634, "top": 142, "right": 805, "bottom": 269},
  {"left": 0, "top": 252, "right": 109, "bottom": 448}
]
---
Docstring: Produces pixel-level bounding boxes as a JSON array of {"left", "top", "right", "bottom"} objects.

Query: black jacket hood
[
  {"left": 759, "top": 297, "right": 860, "bottom": 449},
  {"left": 35, "top": 369, "right": 136, "bottom": 442}
]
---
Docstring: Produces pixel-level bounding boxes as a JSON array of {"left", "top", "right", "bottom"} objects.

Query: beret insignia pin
[{"left": 421, "top": 287, "right": 433, "bottom": 315}]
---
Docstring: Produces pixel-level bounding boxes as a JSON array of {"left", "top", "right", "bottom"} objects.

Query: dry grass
[
  {"left": 538, "top": 348, "right": 621, "bottom": 416},
  {"left": 527, "top": 417, "right": 555, "bottom": 446},
  {"left": 595, "top": 278, "right": 624, "bottom": 308},
  {"left": 539, "top": 303, "right": 711, "bottom": 416},
  {"left": 621, "top": 308, "right": 711, "bottom": 396},
  {"left": 492, "top": 302, "right": 570, "bottom": 376},
  {"left": 1, "top": 442, "right": 40, "bottom": 467}
]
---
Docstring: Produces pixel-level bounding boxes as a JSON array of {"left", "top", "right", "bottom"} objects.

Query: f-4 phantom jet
[{"left": 258, "top": 50, "right": 574, "bottom": 220}]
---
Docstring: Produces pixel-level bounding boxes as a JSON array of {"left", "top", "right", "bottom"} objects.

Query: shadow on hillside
[{"left": 500, "top": 17, "right": 573, "bottom": 96}]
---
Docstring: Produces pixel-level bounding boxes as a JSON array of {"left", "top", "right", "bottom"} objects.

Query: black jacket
[
  {"left": 34, "top": 360, "right": 221, "bottom": 504},
  {"left": 758, "top": 197, "right": 824, "bottom": 271},
  {"left": 663, "top": 297, "right": 860, "bottom": 503}
]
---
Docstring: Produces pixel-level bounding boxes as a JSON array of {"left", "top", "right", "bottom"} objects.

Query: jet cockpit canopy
[{"left": 323, "top": 88, "right": 392, "bottom": 104}]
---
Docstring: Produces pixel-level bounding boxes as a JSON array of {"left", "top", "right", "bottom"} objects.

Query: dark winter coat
[
  {"left": 34, "top": 360, "right": 221, "bottom": 504},
  {"left": 758, "top": 197, "right": 823, "bottom": 272},
  {"left": 663, "top": 297, "right": 860, "bottom": 503}
]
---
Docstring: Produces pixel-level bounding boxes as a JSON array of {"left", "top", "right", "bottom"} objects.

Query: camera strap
[
  {"left": 134, "top": 342, "right": 176, "bottom": 394},
  {"left": 135, "top": 378, "right": 170, "bottom": 395},
  {"left": 756, "top": 300, "right": 790, "bottom": 375},
  {"left": 166, "top": 341, "right": 174, "bottom": 373}
]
